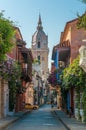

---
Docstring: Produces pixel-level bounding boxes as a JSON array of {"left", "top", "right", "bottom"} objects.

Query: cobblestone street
[{"left": 5, "top": 105, "right": 67, "bottom": 130}]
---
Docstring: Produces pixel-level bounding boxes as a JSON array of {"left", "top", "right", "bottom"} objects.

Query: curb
[
  {"left": 0, "top": 117, "right": 19, "bottom": 130},
  {"left": 54, "top": 111, "right": 71, "bottom": 130},
  {"left": 0, "top": 111, "right": 31, "bottom": 130}
]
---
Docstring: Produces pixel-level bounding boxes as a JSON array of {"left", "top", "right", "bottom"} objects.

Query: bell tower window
[
  {"left": 38, "top": 42, "right": 40, "bottom": 48},
  {"left": 38, "top": 55, "right": 40, "bottom": 61},
  {"left": 38, "top": 55, "right": 40, "bottom": 64}
]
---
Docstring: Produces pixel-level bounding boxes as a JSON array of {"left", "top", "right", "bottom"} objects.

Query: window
[
  {"left": 38, "top": 42, "right": 40, "bottom": 48},
  {"left": 38, "top": 56, "right": 40, "bottom": 64}
]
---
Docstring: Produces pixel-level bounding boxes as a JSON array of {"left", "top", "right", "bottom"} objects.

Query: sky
[{"left": 0, "top": 0, "right": 86, "bottom": 69}]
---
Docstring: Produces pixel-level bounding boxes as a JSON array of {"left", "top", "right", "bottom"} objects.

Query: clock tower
[{"left": 31, "top": 15, "right": 49, "bottom": 80}]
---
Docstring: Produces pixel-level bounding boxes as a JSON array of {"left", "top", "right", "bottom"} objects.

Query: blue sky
[{"left": 0, "top": 0, "right": 86, "bottom": 69}]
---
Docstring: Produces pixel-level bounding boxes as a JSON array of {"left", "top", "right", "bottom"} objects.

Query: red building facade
[
  {"left": 52, "top": 18, "right": 86, "bottom": 113},
  {"left": 7, "top": 27, "right": 33, "bottom": 112}
]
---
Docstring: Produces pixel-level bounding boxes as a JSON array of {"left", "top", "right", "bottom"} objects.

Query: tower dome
[{"left": 32, "top": 15, "right": 48, "bottom": 47}]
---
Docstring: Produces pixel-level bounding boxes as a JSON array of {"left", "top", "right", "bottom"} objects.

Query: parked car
[
  {"left": 25, "top": 103, "right": 39, "bottom": 110},
  {"left": 47, "top": 101, "right": 51, "bottom": 104}
]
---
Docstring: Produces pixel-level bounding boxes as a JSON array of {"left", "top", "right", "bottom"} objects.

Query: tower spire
[{"left": 37, "top": 14, "right": 43, "bottom": 30}]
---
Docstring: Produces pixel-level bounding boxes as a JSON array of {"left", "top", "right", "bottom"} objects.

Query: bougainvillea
[{"left": 48, "top": 71, "right": 58, "bottom": 87}]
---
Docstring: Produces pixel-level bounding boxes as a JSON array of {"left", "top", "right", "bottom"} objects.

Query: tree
[
  {"left": 80, "top": 0, "right": 86, "bottom": 4},
  {"left": 0, "top": 11, "right": 23, "bottom": 111},
  {"left": 0, "top": 11, "right": 15, "bottom": 62},
  {"left": 77, "top": 0, "right": 86, "bottom": 29},
  {"left": 77, "top": 12, "right": 86, "bottom": 29}
]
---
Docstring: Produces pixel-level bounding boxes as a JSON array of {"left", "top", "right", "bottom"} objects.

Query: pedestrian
[
  {"left": 69, "top": 107, "right": 73, "bottom": 118},
  {"left": 51, "top": 99, "right": 54, "bottom": 108}
]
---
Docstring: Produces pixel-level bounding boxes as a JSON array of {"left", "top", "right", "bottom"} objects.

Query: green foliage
[
  {"left": 77, "top": 12, "right": 86, "bottom": 29},
  {"left": 60, "top": 56, "right": 86, "bottom": 89},
  {"left": 82, "top": 87, "right": 86, "bottom": 122},
  {"left": 79, "top": 0, "right": 86, "bottom": 4},
  {"left": 33, "top": 58, "right": 40, "bottom": 64},
  {"left": 8, "top": 62, "right": 22, "bottom": 111},
  {"left": 0, "top": 11, "right": 15, "bottom": 61},
  {"left": 76, "top": 1, "right": 86, "bottom": 121},
  {"left": 9, "top": 62, "right": 22, "bottom": 81},
  {"left": 76, "top": 87, "right": 81, "bottom": 120},
  {"left": 61, "top": 56, "right": 86, "bottom": 122},
  {"left": 77, "top": 0, "right": 86, "bottom": 29}
]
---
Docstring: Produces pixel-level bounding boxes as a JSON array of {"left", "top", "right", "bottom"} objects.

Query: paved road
[{"left": 5, "top": 105, "right": 67, "bottom": 130}]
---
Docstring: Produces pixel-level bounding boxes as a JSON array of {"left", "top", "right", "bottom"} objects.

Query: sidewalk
[
  {"left": 0, "top": 111, "right": 30, "bottom": 130},
  {"left": 54, "top": 109, "right": 86, "bottom": 130}
]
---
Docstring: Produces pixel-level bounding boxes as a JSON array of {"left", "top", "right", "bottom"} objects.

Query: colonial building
[
  {"left": 51, "top": 18, "right": 86, "bottom": 121},
  {"left": 15, "top": 27, "right": 33, "bottom": 111},
  {"left": 0, "top": 26, "right": 34, "bottom": 118},
  {"left": 31, "top": 15, "right": 49, "bottom": 80}
]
